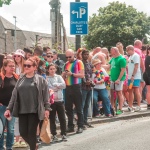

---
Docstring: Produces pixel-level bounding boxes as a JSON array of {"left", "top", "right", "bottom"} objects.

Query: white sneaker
[
  {"left": 123, "top": 101, "right": 128, "bottom": 107},
  {"left": 134, "top": 106, "right": 141, "bottom": 112},
  {"left": 128, "top": 107, "right": 134, "bottom": 112}
]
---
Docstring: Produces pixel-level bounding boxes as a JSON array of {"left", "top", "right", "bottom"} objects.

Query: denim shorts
[{"left": 128, "top": 79, "right": 140, "bottom": 87}]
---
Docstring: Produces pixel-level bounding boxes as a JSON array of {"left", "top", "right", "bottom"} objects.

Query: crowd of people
[{"left": 0, "top": 39, "right": 150, "bottom": 150}]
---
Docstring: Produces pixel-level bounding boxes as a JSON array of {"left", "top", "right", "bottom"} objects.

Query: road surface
[{"left": 39, "top": 117, "right": 150, "bottom": 150}]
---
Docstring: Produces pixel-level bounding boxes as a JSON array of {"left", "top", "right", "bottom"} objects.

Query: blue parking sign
[{"left": 70, "top": 2, "right": 88, "bottom": 35}]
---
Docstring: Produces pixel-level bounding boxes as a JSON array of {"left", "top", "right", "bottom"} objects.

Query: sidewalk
[
  {"left": 56, "top": 103, "right": 150, "bottom": 129},
  {"left": 12, "top": 104, "right": 149, "bottom": 150},
  {"left": 88, "top": 103, "right": 150, "bottom": 125}
]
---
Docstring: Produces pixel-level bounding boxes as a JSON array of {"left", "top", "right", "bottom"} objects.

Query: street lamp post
[
  {"left": 4, "top": 30, "right": 7, "bottom": 53},
  {"left": 13, "top": 16, "right": 17, "bottom": 50},
  {"left": 75, "top": 0, "right": 81, "bottom": 51}
]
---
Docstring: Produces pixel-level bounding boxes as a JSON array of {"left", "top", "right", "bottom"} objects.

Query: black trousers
[
  {"left": 65, "top": 84, "right": 83, "bottom": 128},
  {"left": 19, "top": 113, "right": 39, "bottom": 150},
  {"left": 50, "top": 101, "right": 66, "bottom": 135}
]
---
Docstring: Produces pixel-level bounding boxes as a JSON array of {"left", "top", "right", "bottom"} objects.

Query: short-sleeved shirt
[
  {"left": 64, "top": 59, "right": 84, "bottom": 86},
  {"left": 134, "top": 47, "right": 145, "bottom": 62},
  {"left": 0, "top": 77, "right": 17, "bottom": 106},
  {"left": 92, "top": 68, "right": 108, "bottom": 89},
  {"left": 128, "top": 53, "right": 141, "bottom": 79},
  {"left": 82, "top": 61, "right": 93, "bottom": 90},
  {"left": 18, "top": 77, "right": 38, "bottom": 114},
  {"left": 109, "top": 55, "right": 126, "bottom": 81}
]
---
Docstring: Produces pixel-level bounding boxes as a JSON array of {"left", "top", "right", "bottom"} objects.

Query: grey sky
[{"left": 0, "top": 0, "right": 150, "bottom": 36}]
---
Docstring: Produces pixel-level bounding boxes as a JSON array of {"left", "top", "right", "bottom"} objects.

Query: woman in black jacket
[{"left": 4, "top": 58, "right": 50, "bottom": 150}]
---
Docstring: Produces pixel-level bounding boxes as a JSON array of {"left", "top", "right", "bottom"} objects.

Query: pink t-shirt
[{"left": 134, "top": 47, "right": 145, "bottom": 61}]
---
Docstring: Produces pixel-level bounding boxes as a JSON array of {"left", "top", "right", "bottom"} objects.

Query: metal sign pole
[{"left": 75, "top": 0, "right": 81, "bottom": 51}]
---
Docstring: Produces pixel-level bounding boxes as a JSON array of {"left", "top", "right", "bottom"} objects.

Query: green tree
[
  {"left": 83, "top": 1, "right": 150, "bottom": 49},
  {"left": 0, "top": 0, "right": 12, "bottom": 7}
]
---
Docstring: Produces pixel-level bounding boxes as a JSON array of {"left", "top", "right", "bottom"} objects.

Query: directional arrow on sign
[{"left": 72, "top": 10, "right": 79, "bottom": 18}]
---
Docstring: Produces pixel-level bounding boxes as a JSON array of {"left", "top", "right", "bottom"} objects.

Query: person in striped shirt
[{"left": 62, "top": 49, "right": 84, "bottom": 134}]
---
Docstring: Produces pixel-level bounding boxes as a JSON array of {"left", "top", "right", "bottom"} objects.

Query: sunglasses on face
[
  {"left": 24, "top": 64, "right": 33, "bottom": 68},
  {"left": 14, "top": 55, "right": 21, "bottom": 58},
  {"left": 47, "top": 55, "right": 53, "bottom": 58},
  {"left": 66, "top": 56, "right": 72, "bottom": 59}
]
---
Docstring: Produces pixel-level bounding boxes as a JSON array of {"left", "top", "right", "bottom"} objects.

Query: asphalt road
[{"left": 39, "top": 117, "right": 150, "bottom": 150}]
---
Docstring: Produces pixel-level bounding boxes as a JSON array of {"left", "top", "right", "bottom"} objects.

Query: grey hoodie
[{"left": 47, "top": 74, "right": 66, "bottom": 102}]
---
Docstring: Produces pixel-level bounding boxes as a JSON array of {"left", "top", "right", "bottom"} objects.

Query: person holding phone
[
  {"left": 62, "top": 49, "right": 85, "bottom": 134},
  {"left": 0, "top": 59, "right": 18, "bottom": 150},
  {"left": 4, "top": 58, "right": 50, "bottom": 150}
]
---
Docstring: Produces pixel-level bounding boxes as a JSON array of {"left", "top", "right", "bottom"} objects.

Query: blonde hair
[
  {"left": 116, "top": 42, "right": 124, "bottom": 55},
  {"left": 14, "top": 56, "right": 24, "bottom": 73},
  {"left": 1, "top": 59, "right": 15, "bottom": 75}
]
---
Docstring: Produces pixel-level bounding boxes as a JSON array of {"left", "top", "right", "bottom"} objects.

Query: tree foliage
[
  {"left": 0, "top": 0, "right": 12, "bottom": 7},
  {"left": 83, "top": 1, "right": 150, "bottom": 49}
]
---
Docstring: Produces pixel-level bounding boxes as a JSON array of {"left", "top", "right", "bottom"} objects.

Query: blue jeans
[
  {"left": 93, "top": 88, "right": 111, "bottom": 116},
  {"left": 0, "top": 106, "right": 15, "bottom": 150},
  {"left": 82, "top": 89, "right": 92, "bottom": 124}
]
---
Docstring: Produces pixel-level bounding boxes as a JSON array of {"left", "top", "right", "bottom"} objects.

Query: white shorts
[{"left": 110, "top": 81, "right": 124, "bottom": 91}]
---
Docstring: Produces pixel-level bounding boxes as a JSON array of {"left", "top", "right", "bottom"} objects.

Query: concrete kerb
[
  {"left": 89, "top": 110, "right": 150, "bottom": 125},
  {"left": 56, "top": 110, "right": 150, "bottom": 130}
]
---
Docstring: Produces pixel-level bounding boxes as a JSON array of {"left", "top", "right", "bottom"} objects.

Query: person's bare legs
[
  {"left": 128, "top": 88, "right": 134, "bottom": 108},
  {"left": 123, "top": 85, "right": 129, "bottom": 102},
  {"left": 110, "top": 89, "right": 115, "bottom": 109},
  {"left": 140, "top": 81, "right": 145, "bottom": 101},
  {"left": 134, "top": 87, "right": 141, "bottom": 107},
  {"left": 15, "top": 136, "right": 20, "bottom": 143},
  {"left": 117, "top": 91, "right": 124, "bottom": 110}
]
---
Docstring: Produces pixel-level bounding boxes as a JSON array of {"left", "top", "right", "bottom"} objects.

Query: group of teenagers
[{"left": 0, "top": 39, "right": 150, "bottom": 150}]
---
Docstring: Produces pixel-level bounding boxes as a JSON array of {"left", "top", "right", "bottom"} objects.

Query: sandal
[
  {"left": 13, "top": 142, "right": 20, "bottom": 148},
  {"left": 20, "top": 141, "right": 28, "bottom": 148}
]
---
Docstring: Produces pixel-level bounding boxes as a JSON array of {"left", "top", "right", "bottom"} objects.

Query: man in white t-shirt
[{"left": 126, "top": 45, "right": 141, "bottom": 112}]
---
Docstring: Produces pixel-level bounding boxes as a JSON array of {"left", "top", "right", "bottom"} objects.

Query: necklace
[{"left": 94, "top": 70, "right": 105, "bottom": 84}]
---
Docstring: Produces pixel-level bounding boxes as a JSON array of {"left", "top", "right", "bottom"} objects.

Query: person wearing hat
[
  {"left": 13, "top": 49, "right": 28, "bottom": 148},
  {"left": 92, "top": 59, "right": 112, "bottom": 117},
  {"left": 13, "top": 49, "right": 25, "bottom": 75}
]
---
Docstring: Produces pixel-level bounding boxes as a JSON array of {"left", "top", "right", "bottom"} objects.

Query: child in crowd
[{"left": 46, "top": 63, "right": 67, "bottom": 142}]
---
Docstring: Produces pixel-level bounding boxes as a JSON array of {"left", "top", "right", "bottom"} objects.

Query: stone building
[
  {"left": 23, "top": 30, "right": 51, "bottom": 49},
  {"left": 0, "top": 16, "right": 75, "bottom": 54},
  {"left": 0, "top": 16, "right": 26, "bottom": 53}
]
